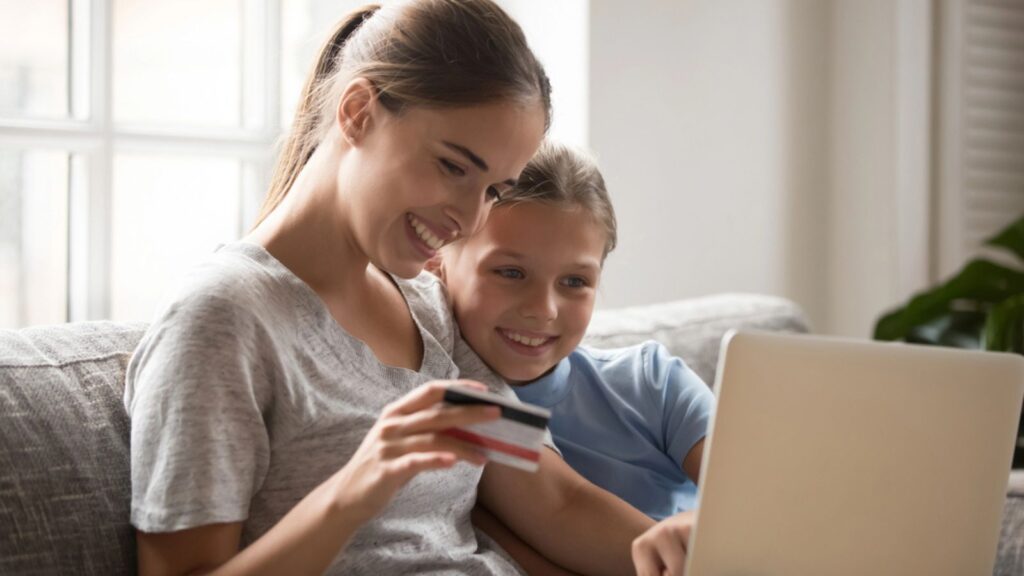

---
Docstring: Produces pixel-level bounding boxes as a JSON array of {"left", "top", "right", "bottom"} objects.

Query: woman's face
[
  {"left": 442, "top": 202, "right": 607, "bottom": 384},
  {"left": 338, "top": 95, "right": 546, "bottom": 279}
]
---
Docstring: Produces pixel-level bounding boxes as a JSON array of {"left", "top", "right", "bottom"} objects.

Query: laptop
[{"left": 686, "top": 330, "right": 1024, "bottom": 576}]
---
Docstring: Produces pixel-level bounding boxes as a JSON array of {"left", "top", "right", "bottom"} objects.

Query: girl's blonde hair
[
  {"left": 497, "top": 140, "right": 617, "bottom": 260},
  {"left": 257, "top": 1, "right": 552, "bottom": 227}
]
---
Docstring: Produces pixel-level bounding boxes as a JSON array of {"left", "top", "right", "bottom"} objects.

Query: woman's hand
[
  {"left": 631, "top": 510, "right": 695, "bottom": 576},
  {"left": 327, "top": 380, "right": 500, "bottom": 524}
]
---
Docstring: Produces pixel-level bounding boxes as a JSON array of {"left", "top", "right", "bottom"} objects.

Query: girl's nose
[{"left": 520, "top": 284, "right": 558, "bottom": 323}]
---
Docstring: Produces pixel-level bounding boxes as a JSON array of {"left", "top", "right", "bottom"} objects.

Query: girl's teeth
[{"left": 505, "top": 330, "right": 546, "bottom": 347}]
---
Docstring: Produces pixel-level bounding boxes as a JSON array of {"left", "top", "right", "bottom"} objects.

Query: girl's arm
[
  {"left": 471, "top": 504, "right": 580, "bottom": 576},
  {"left": 477, "top": 448, "right": 655, "bottom": 576},
  {"left": 682, "top": 439, "right": 705, "bottom": 484},
  {"left": 136, "top": 381, "right": 499, "bottom": 576},
  {"left": 630, "top": 510, "right": 695, "bottom": 576}
]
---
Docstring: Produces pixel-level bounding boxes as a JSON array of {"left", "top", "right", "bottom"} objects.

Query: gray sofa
[{"left": 0, "top": 293, "right": 1020, "bottom": 574}]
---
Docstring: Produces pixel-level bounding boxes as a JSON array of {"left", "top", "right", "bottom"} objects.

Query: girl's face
[
  {"left": 339, "top": 95, "right": 546, "bottom": 279},
  {"left": 442, "top": 202, "right": 607, "bottom": 384}
]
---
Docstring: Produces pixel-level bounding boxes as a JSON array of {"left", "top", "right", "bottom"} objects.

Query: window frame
[{"left": 0, "top": 0, "right": 284, "bottom": 322}]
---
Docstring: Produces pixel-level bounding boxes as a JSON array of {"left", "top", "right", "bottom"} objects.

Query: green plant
[
  {"left": 875, "top": 216, "right": 1024, "bottom": 351},
  {"left": 874, "top": 214, "right": 1024, "bottom": 465}
]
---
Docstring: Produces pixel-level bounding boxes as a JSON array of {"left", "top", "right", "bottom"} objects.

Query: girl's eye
[
  {"left": 495, "top": 268, "right": 524, "bottom": 280},
  {"left": 441, "top": 159, "right": 466, "bottom": 177},
  {"left": 486, "top": 186, "right": 502, "bottom": 202},
  {"left": 562, "top": 276, "right": 589, "bottom": 289}
]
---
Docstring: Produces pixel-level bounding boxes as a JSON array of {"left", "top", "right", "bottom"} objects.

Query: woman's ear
[{"left": 336, "top": 77, "right": 376, "bottom": 144}]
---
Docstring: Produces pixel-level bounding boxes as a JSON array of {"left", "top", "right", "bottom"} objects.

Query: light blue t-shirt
[{"left": 512, "top": 341, "right": 715, "bottom": 520}]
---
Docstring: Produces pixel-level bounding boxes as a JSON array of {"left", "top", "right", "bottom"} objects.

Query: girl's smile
[{"left": 497, "top": 327, "right": 561, "bottom": 357}]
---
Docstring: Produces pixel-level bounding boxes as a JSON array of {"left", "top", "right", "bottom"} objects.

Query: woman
[{"left": 125, "top": 2, "right": 652, "bottom": 575}]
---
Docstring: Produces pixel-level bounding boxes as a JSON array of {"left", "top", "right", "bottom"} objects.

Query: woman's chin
[{"left": 376, "top": 256, "right": 427, "bottom": 280}]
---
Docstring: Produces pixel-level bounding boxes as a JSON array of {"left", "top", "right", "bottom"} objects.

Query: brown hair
[
  {"left": 497, "top": 140, "right": 617, "bottom": 260},
  {"left": 256, "top": 1, "right": 552, "bottom": 227}
]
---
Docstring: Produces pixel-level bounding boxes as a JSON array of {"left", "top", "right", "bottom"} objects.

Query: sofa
[{"left": 1, "top": 293, "right": 1021, "bottom": 575}]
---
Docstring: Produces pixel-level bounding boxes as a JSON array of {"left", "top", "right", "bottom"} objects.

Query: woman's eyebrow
[
  {"left": 443, "top": 141, "right": 489, "bottom": 171},
  {"left": 442, "top": 141, "right": 518, "bottom": 187}
]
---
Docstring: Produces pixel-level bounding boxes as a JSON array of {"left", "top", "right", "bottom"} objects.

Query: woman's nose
[{"left": 444, "top": 189, "right": 491, "bottom": 239}]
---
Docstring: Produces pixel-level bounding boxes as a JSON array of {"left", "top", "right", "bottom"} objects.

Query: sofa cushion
[
  {"left": 996, "top": 472, "right": 1024, "bottom": 576},
  {"left": 584, "top": 293, "right": 811, "bottom": 385},
  {"left": 0, "top": 322, "right": 145, "bottom": 575}
]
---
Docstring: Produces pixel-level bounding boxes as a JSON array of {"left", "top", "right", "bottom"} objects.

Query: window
[
  {"left": 1, "top": 0, "right": 277, "bottom": 327},
  {"left": 0, "top": 0, "right": 588, "bottom": 328},
  {"left": 936, "top": 0, "right": 1024, "bottom": 278}
]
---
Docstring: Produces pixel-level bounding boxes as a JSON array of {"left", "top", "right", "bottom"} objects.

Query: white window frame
[
  {"left": 0, "top": 0, "right": 284, "bottom": 322},
  {"left": 895, "top": 0, "right": 934, "bottom": 296}
]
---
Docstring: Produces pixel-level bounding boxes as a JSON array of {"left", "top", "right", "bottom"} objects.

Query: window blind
[{"left": 946, "top": 0, "right": 1024, "bottom": 267}]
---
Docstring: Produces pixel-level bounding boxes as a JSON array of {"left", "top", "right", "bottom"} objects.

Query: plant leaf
[
  {"left": 984, "top": 293, "right": 1024, "bottom": 354},
  {"left": 986, "top": 215, "right": 1024, "bottom": 262},
  {"left": 906, "top": 311, "right": 985, "bottom": 349},
  {"left": 874, "top": 259, "right": 1024, "bottom": 341}
]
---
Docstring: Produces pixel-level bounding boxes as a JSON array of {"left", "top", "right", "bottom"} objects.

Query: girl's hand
[
  {"left": 631, "top": 510, "right": 695, "bottom": 576},
  {"left": 327, "top": 380, "right": 500, "bottom": 524}
]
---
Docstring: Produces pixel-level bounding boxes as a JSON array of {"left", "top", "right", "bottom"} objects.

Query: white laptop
[{"left": 686, "top": 330, "right": 1024, "bottom": 576}]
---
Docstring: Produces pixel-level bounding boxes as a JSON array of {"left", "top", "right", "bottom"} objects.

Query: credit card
[{"left": 442, "top": 384, "right": 552, "bottom": 472}]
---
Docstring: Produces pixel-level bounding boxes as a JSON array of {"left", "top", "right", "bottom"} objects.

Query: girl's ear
[
  {"left": 336, "top": 77, "right": 376, "bottom": 144},
  {"left": 425, "top": 255, "right": 446, "bottom": 282},
  {"left": 425, "top": 255, "right": 453, "bottom": 307}
]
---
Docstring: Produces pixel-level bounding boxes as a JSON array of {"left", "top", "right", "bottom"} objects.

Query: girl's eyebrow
[
  {"left": 442, "top": 141, "right": 518, "bottom": 187},
  {"left": 487, "top": 250, "right": 600, "bottom": 272},
  {"left": 488, "top": 249, "right": 526, "bottom": 260}
]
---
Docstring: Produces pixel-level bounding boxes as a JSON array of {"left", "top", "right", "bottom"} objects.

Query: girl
[
  {"left": 435, "top": 141, "right": 714, "bottom": 574},
  {"left": 124, "top": 2, "right": 651, "bottom": 575}
]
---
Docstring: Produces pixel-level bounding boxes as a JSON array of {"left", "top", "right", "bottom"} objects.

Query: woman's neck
[{"left": 246, "top": 136, "right": 372, "bottom": 296}]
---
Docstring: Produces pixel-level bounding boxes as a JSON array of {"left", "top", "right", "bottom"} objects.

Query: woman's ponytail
[{"left": 256, "top": 5, "right": 380, "bottom": 227}]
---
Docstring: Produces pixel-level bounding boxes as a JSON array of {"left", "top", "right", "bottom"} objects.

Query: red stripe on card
[{"left": 442, "top": 428, "right": 541, "bottom": 462}]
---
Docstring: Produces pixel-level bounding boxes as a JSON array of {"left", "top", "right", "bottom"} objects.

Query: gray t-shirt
[{"left": 124, "top": 242, "right": 522, "bottom": 575}]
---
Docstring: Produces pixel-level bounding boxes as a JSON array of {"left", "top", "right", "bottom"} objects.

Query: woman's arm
[
  {"left": 136, "top": 482, "right": 359, "bottom": 576},
  {"left": 477, "top": 448, "right": 655, "bottom": 576},
  {"left": 136, "top": 381, "right": 499, "bottom": 576}
]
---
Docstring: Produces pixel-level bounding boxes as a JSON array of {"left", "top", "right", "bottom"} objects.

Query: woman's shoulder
[
  {"left": 395, "top": 270, "right": 457, "bottom": 352},
  {"left": 157, "top": 242, "right": 309, "bottom": 321},
  {"left": 133, "top": 242, "right": 313, "bottom": 360},
  {"left": 180, "top": 242, "right": 299, "bottom": 300},
  {"left": 396, "top": 269, "right": 448, "bottom": 308}
]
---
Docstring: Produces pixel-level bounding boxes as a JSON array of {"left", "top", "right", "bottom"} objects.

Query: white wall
[
  {"left": 500, "top": 0, "right": 589, "bottom": 148},
  {"left": 587, "top": 0, "right": 921, "bottom": 338},
  {"left": 589, "top": 0, "right": 832, "bottom": 331},
  {"left": 827, "top": 0, "right": 902, "bottom": 338}
]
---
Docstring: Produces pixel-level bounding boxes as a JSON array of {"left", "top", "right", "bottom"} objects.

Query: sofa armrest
[
  {"left": 583, "top": 293, "right": 810, "bottom": 386},
  {"left": 0, "top": 321, "right": 146, "bottom": 575}
]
